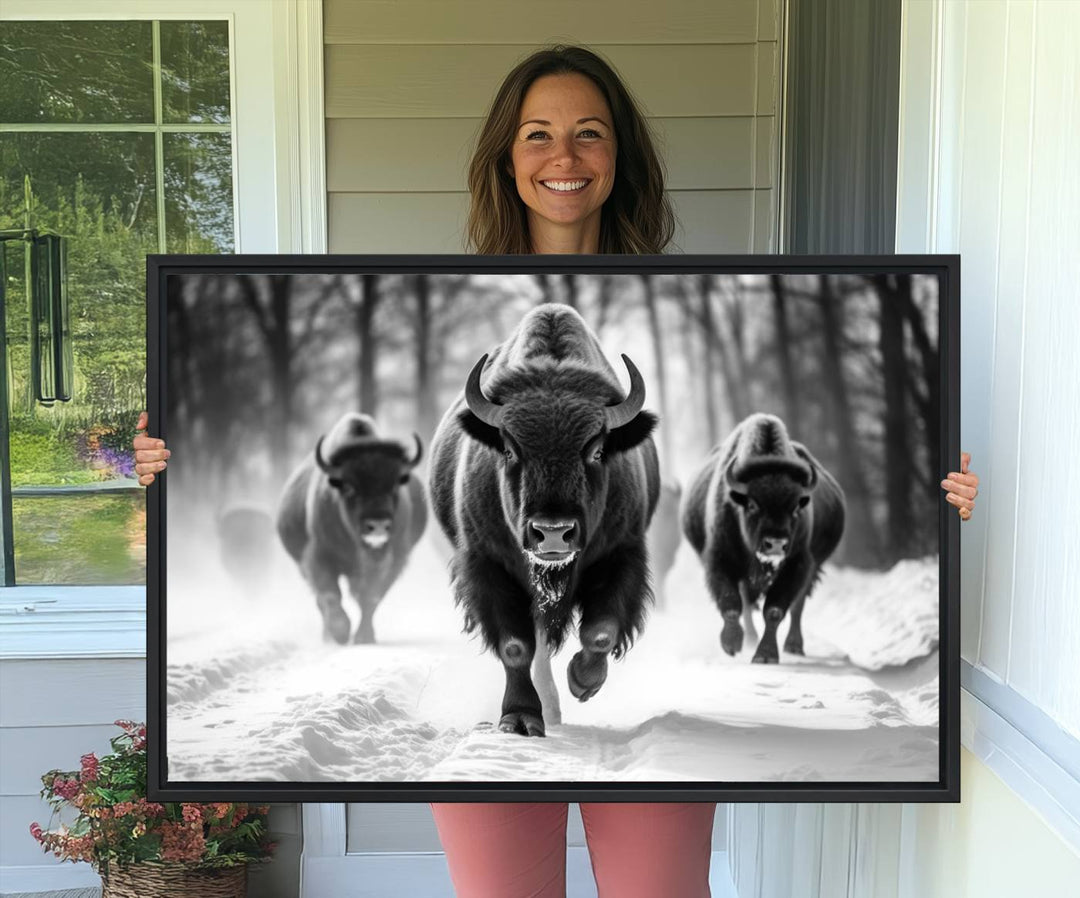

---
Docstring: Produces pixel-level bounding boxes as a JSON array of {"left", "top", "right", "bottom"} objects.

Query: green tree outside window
[{"left": 0, "top": 19, "right": 234, "bottom": 585}]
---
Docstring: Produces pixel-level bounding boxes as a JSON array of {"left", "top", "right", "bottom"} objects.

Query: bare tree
[
  {"left": 640, "top": 275, "right": 671, "bottom": 466},
  {"left": 770, "top": 275, "right": 802, "bottom": 436},
  {"left": 818, "top": 276, "right": 881, "bottom": 565}
]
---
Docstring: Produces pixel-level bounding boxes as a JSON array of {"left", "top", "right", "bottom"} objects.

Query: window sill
[{"left": 0, "top": 586, "right": 145, "bottom": 659}]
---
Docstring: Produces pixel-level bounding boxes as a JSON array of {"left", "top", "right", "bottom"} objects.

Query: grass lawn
[{"left": 13, "top": 492, "right": 146, "bottom": 585}]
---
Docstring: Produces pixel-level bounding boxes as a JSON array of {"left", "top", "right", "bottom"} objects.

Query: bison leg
[
  {"left": 498, "top": 633, "right": 545, "bottom": 737},
  {"left": 739, "top": 582, "right": 760, "bottom": 649},
  {"left": 783, "top": 593, "right": 807, "bottom": 656},
  {"left": 707, "top": 568, "right": 745, "bottom": 656},
  {"left": 568, "top": 547, "right": 649, "bottom": 701},
  {"left": 752, "top": 607, "right": 784, "bottom": 664},
  {"left": 455, "top": 552, "right": 546, "bottom": 736},
  {"left": 303, "top": 557, "right": 351, "bottom": 645},
  {"left": 347, "top": 578, "right": 380, "bottom": 645},
  {"left": 567, "top": 616, "right": 620, "bottom": 702},
  {"left": 532, "top": 626, "right": 562, "bottom": 726},
  {"left": 754, "top": 561, "right": 813, "bottom": 664}
]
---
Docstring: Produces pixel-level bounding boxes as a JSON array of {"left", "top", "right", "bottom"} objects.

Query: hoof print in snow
[
  {"left": 498, "top": 711, "right": 545, "bottom": 737},
  {"left": 567, "top": 650, "right": 608, "bottom": 702},
  {"left": 720, "top": 620, "right": 744, "bottom": 656}
]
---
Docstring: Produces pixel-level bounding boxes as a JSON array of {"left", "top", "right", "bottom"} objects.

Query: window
[{"left": 1, "top": 18, "right": 234, "bottom": 585}]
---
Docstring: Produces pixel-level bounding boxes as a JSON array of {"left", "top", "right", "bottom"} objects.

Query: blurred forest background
[{"left": 167, "top": 271, "right": 941, "bottom": 569}]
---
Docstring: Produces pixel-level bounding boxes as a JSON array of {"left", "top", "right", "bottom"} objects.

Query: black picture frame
[{"left": 147, "top": 253, "right": 960, "bottom": 803}]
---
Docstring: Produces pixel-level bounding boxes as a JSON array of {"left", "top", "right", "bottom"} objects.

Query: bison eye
[
  {"left": 591, "top": 448, "right": 604, "bottom": 463},
  {"left": 504, "top": 448, "right": 515, "bottom": 464}
]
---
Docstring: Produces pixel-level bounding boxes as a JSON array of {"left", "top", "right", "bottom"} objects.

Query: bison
[
  {"left": 276, "top": 413, "right": 427, "bottom": 645},
  {"left": 216, "top": 505, "right": 277, "bottom": 595},
  {"left": 681, "top": 413, "right": 845, "bottom": 663},
  {"left": 429, "top": 304, "right": 660, "bottom": 737}
]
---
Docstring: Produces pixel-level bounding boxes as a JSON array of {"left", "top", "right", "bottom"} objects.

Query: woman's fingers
[
  {"left": 940, "top": 477, "right": 978, "bottom": 499},
  {"left": 941, "top": 452, "right": 978, "bottom": 521},
  {"left": 133, "top": 411, "right": 169, "bottom": 486},
  {"left": 944, "top": 491, "right": 975, "bottom": 512}
]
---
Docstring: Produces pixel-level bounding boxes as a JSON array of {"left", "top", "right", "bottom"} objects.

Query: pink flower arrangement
[{"left": 30, "top": 721, "right": 274, "bottom": 875}]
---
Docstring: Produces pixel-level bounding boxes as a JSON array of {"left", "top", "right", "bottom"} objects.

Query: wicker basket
[{"left": 100, "top": 862, "right": 247, "bottom": 897}]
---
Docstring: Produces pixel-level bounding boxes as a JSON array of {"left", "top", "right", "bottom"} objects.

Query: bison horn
[
  {"left": 723, "top": 457, "right": 744, "bottom": 490},
  {"left": 604, "top": 354, "right": 646, "bottom": 430},
  {"left": 314, "top": 435, "right": 333, "bottom": 473},
  {"left": 406, "top": 432, "right": 423, "bottom": 467},
  {"left": 465, "top": 354, "right": 505, "bottom": 429}
]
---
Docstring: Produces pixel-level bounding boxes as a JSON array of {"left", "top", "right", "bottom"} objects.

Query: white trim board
[
  {"left": 960, "top": 682, "right": 1080, "bottom": 853},
  {"left": 0, "top": 862, "right": 100, "bottom": 896}
]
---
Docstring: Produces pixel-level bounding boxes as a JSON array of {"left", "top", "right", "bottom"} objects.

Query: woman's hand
[
  {"left": 941, "top": 452, "right": 979, "bottom": 521},
  {"left": 133, "top": 411, "right": 170, "bottom": 486}
]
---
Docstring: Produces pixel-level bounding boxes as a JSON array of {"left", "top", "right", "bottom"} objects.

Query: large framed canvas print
[{"left": 147, "top": 254, "right": 960, "bottom": 803}]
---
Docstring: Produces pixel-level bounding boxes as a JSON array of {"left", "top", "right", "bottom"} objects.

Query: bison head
[
  {"left": 724, "top": 454, "right": 816, "bottom": 568},
  {"left": 459, "top": 353, "right": 655, "bottom": 571},
  {"left": 315, "top": 433, "right": 422, "bottom": 550}
]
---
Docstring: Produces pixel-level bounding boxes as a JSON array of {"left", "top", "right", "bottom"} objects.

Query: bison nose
[
  {"left": 360, "top": 518, "right": 392, "bottom": 547},
  {"left": 761, "top": 536, "right": 788, "bottom": 555},
  {"left": 527, "top": 516, "right": 580, "bottom": 556}
]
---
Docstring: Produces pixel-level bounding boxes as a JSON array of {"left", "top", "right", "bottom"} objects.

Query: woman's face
[{"left": 509, "top": 73, "right": 617, "bottom": 238}]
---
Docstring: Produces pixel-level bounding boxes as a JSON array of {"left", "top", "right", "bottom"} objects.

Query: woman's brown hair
[{"left": 466, "top": 45, "right": 676, "bottom": 255}]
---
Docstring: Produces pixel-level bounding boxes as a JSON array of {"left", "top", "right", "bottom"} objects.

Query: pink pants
[{"left": 431, "top": 802, "right": 716, "bottom": 898}]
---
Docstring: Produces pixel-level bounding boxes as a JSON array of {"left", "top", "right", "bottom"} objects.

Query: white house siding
[{"left": 324, "top": 0, "right": 781, "bottom": 255}]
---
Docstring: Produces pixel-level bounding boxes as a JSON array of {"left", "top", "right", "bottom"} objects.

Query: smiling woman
[
  {"left": 509, "top": 73, "right": 618, "bottom": 252},
  {"left": 466, "top": 45, "right": 674, "bottom": 255}
]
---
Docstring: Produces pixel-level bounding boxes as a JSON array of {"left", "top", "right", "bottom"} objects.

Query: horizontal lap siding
[
  {"left": 0, "top": 659, "right": 145, "bottom": 868},
  {"left": 324, "top": 0, "right": 781, "bottom": 851},
  {"left": 325, "top": 2, "right": 780, "bottom": 255}
]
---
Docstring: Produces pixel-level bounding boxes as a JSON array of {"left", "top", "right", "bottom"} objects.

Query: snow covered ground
[{"left": 166, "top": 532, "right": 941, "bottom": 784}]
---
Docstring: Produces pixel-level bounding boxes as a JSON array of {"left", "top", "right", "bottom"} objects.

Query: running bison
[
  {"left": 681, "top": 413, "right": 845, "bottom": 663},
  {"left": 276, "top": 413, "right": 427, "bottom": 645},
  {"left": 429, "top": 304, "right": 660, "bottom": 737}
]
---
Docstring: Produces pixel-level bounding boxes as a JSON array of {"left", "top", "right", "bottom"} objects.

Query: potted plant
[{"left": 30, "top": 720, "right": 274, "bottom": 897}]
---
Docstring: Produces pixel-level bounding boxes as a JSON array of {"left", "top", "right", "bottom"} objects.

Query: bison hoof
[
  {"left": 322, "top": 610, "right": 351, "bottom": 645},
  {"left": 498, "top": 711, "right": 545, "bottom": 737},
  {"left": 567, "top": 651, "right": 608, "bottom": 702},
  {"left": 783, "top": 637, "right": 805, "bottom": 656},
  {"left": 751, "top": 646, "right": 780, "bottom": 664},
  {"left": 353, "top": 626, "right": 375, "bottom": 645},
  {"left": 720, "top": 619, "right": 744, "bottom": 656}
]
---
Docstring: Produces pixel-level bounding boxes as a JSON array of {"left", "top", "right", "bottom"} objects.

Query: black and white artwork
[{"left": 152, "top": 257, "right": 958, "bottom": 801}]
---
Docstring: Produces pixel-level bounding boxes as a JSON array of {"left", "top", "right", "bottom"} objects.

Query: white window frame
[{"left": 0, "top": 0, "right": 326, "bottom": 660}]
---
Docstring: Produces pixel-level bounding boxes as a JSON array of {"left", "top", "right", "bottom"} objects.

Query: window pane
[
  {"left": 12, "top": 492, "right": 146, "bottom": 585},
  {"left": 0, "top": 21, "right": 154, "bottom": 124},
  {"left": 160, "top": 21, "right": 232, "bottom": 124},
  {"left": 164, "top": 133, "right": 235, "bottom": 252}
]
